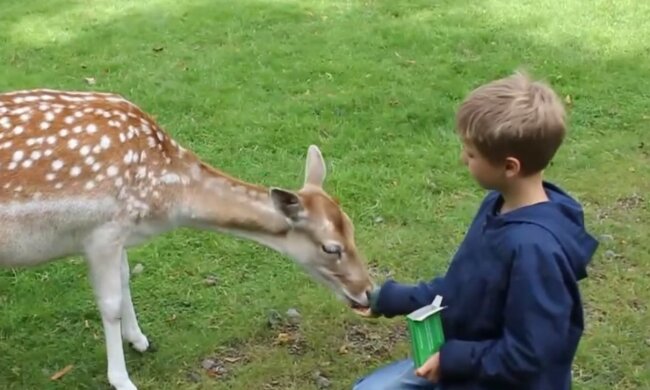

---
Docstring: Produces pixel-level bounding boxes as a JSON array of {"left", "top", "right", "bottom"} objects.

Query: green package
[{"left": 406, "top": 295, "right": 446, "bottom": 367}]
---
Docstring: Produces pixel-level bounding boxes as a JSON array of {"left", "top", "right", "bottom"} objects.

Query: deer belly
[{"left": 0, "top": 197, "right": 119, "bottom": 266}]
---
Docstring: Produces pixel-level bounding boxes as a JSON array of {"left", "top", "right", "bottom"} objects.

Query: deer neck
[{"left": 172, "top": 162, "right": 293, "bottom": 253}]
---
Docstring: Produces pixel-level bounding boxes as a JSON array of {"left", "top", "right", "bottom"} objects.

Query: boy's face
[{"left": 460, "top": 142, "right": 511, "bottom": 190}]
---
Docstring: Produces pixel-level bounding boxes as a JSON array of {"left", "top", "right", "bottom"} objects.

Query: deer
[{"left": 0, "top": 88, "right": 375, "bottom": 390}]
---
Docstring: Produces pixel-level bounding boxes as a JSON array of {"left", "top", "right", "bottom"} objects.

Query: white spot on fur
[
  {"left": 12, "top": 150, "right": 24, "bottom": 162},
  {"left": 46, "top": 173, "right": 56, "bottom": 181},
  {"left": 160, "top": 173, "right": 181, "bottom": 184},
  {"left": 107, "top": 165, "right": 119, "bottom": 177},
  {"left": 45, "top": 112, "right": 55, "bottom": 121},
  {"left": 68, "top": 138, "right": 79, "bottom": 149},
  {"left": 22, "top": 159, "right": 33, "bottom": 168},
  {"left": 85, "top": 181, "right": 95, "bottom": 190},
  {"left": 40, "top": 121, "right": 50, "bottom": 130},
  {"left": 13, "top": 126, "right": 24, "bottom": 135},
  {"left": 123, "top": 150, "right": 133, "bottom": 164},
  {"left": 87, "top": 124, "right": 97, "bottom": 133},
  {"left": 59, "top": 129, "right": 69, "bottom": 137},
  {"left": 100, "top": 135, "right": 111, "bottom": 149},
  {"left": 46, "top": 136, "right": 56, "bottom": 145},
  {"left": 52, "top": 160, "right": 64, "bottom": 171},
  {"left": 30, "top": 150, "right": 42, "bottom": 160},
  {"left": 70, "top": 166, "right": 82, "bottom": 177}
]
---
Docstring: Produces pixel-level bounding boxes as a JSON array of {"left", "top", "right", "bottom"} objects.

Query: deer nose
[{"left": 365, "top": 284, "right": 379, "bottom": 304}]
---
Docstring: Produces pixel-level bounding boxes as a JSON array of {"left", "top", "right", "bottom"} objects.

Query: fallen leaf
[
  {"left": 50, "top": 364, "right": 73, "bottom": 380},
  {"left": 201, "top": 359, "right": 216, "bottom": 370},
  {"left": 224, "top": 357, "right": 241, "bottom": 363},
  {"left": 565, "top": 95, "right": 572, "bottom": 104},
  {"left": 312, "top": 370, "right": 331, "bottom": 389},
  {"left": 276, "top": 333, "right": 290, "bottom": 344},
  {"left": 84, "top": 77, "right": 96, "bottom": 85},
  {"left": 204, "top": 275, "right": 218, "bottom": 286},
  {"left": 153, "top": 46, "right": 164, "bottom": 52},
  {"left": 132, "top": 263, "right": 144, "bottom": 275}
]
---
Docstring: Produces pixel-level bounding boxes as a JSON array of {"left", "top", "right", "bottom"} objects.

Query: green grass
[{"left": 1, "top": 0, "right": 649, "bottom": 389}]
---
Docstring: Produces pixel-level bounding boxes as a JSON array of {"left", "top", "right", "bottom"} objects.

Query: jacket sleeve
[
  {"left": 438, "top": 241, "right": 575, "bottom": 385},
  {"left": 373, "top": 276, "right": 446, "bottom": 317}
]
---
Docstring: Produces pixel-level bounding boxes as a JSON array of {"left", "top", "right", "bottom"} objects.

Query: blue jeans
[{"left": 353, "top": 358, "right": 438, "bottom": 390}]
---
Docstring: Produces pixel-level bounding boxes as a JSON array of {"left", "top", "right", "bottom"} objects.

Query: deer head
[{"left": 268, "top": 146, "right": 374, "bottom": 309}]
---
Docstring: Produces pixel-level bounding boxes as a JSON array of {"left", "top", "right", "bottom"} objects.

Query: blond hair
[{"left": 456, "top": 71, "right": 566, "bottom": 175}]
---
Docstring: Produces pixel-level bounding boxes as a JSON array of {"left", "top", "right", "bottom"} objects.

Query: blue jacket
[{"left": 374, "top": 182, "right": 599, "bottom": 390}]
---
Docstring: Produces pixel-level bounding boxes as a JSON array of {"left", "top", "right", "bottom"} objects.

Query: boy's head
[{"left": 456, "top": 71, "right": 566, "bottom": 190}]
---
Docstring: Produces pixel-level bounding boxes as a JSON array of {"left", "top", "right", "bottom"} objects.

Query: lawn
[{"left": 0, "top": 0, "right": 648, "bottom": 389}]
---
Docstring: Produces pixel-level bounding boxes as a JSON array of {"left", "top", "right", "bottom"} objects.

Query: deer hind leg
[
  {"left": 120, "top": 250, "right": 150, "bottom": 352},
  {"left": 85, "top": 232, "right": 137, "bottom": 390}
]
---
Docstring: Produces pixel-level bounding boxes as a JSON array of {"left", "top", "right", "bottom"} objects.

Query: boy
[{"left": 353, "top": 71, "right": 599, "bottom": 390}]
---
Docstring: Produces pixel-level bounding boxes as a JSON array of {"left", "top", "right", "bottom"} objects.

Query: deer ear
[
  {"left": 270, "top": 188, "right": 304, "bottom": 221},
  {"left": 304, "top": 145, "right": 326, "bottom": 187}
]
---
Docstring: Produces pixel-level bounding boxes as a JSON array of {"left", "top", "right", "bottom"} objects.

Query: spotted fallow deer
[{"left": 0, "top": 89, "right": 374, "bottom": 390}]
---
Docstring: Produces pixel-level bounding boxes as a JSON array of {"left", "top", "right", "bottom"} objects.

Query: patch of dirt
[
  {"left": 595, "top": 192, "right": 647, "bottom": 222},
  {"left": 338, "top": 321, "right": 407, "bottom": 361},
  {"left": 615, "top": 193, "right": 645, "bottom": 210},
  {"left": 267, "top": 309, "right": 308, "bottom": 356},
  {"left": 199, "top": 344, "right": 249, "bottom": 380}
]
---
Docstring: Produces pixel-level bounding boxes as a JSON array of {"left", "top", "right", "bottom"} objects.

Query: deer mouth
[
  {"left": 344, "top": 293, "right": 369, "bottom": 310},
  {"left": 349, "top": 300, "right": 368, "bottom": 309}
]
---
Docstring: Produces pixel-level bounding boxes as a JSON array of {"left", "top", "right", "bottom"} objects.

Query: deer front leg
[
  {"left": 120, "top": 250, "right": 150, "bottom": 352},
  {"left": 86, "top": 239, "right": 137, "bottom": 390}
]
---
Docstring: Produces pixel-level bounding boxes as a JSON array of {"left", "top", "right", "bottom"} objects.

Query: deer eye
[{"left": 321, "top": 243, "right": 342, "bottom": 256}]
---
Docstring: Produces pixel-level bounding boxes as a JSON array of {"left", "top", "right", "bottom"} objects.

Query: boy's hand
[
  {"left": 415, "top": 352, "right": 441, "bottom": 383},
  {"left": 352, "top": 285, "right": 381, "bottom": 318}
]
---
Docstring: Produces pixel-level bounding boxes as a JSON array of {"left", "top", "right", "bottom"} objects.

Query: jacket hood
[{"left": 490, "top": 182, "right": 599, "bottom": 280}]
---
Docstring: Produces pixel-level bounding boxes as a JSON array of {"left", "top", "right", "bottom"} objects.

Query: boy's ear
[{"left": 504, "top": 157, "right": 521, "bottom": 178}]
